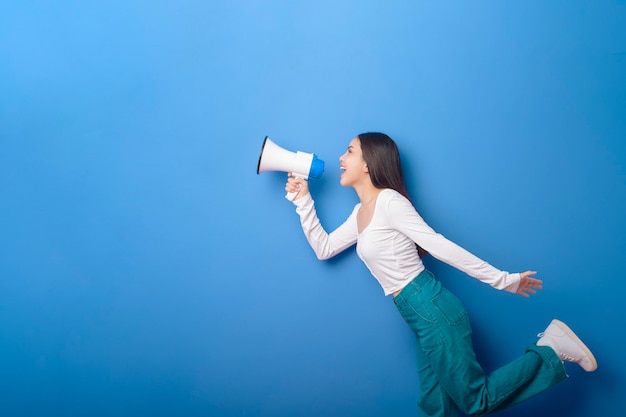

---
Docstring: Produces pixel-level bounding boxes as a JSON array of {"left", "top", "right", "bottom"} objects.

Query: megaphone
[{"left": 257, "top": 136, "right": 325, "bottom": 201}]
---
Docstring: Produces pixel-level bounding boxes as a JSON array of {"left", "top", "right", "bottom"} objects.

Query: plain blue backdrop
[{"left": 1, "top": 1, "right": 625, "bottom": 416}]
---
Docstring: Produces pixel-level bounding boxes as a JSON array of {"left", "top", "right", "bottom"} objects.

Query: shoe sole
[{"left": 552, "top": 319, "right": 598, "bottom": 372}]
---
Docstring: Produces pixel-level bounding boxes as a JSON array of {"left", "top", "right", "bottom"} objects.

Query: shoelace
[{"left": 560, "top": 353, "right": 578, "bottom": 362}]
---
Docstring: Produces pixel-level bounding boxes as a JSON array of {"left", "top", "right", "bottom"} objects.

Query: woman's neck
[{"left": 354, "top": 183, "right": 382, "bottom": 207}]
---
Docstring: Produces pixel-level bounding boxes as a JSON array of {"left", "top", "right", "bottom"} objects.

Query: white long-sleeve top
[{"left": 293, "top": 188, "right": 520, "bottom": 296}]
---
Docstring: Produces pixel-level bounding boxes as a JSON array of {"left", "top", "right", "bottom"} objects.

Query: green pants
[{"left": 393, "top": 270, "right": 567, "bottom": 416}]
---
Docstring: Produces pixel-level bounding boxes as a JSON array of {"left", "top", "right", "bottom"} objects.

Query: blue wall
[{"left": 1, "top": 2, "right": 625, "bottom": 416}]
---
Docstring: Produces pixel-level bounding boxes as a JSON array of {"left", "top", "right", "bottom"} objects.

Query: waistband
[{"left": 393, "top": 269, "right": 435, "bottom": 304}]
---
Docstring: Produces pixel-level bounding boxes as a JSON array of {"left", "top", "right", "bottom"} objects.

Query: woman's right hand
[{"left": 285, "top": 173, "right": 310, "bottom": 200}]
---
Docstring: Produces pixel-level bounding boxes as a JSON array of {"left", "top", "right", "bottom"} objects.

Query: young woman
[{"left": 284, "top": 132, "right": 597, "bottom": 417}]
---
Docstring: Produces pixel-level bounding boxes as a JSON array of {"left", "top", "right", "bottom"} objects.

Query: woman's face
[{"left": 339, "top": 137, "right": 368, "bottom": 187}]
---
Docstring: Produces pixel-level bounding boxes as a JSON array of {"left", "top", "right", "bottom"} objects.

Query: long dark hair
[
  {"left": 358, "top": 132, "right": 410, "bottom": 200},
  {"left": 358, "top": 132, "right": 428, "bottom": 258}
]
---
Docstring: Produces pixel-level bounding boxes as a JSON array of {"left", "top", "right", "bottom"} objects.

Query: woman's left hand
[{"left": 516, "top": 271, "right": 543, "bottom": 298}]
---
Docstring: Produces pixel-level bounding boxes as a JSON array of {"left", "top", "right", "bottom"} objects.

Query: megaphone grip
[{"left": 285, "top": 172, "right": 307, "bottom": 201}]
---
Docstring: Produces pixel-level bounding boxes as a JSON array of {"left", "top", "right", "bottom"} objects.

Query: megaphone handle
[
  {"left": 285, "top": 173, "right": 307, "bottom": 201},
  {"left": 285, "top": 190, "right": 298, "bottom": 201}
]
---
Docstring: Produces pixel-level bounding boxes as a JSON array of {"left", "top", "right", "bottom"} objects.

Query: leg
[
  {"left": 414, "top": 333, "right": 458, "bottom": 417},
  {"left": 484, "top": 344, "right": 567, "bottom": 413},
  {"left": 394, "top": 271, "right": 567, "bottom": 416}
]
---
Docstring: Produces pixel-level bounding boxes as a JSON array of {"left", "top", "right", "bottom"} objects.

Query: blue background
[{"left": 1, "top": 1, "right": 625, "bottom": 416}]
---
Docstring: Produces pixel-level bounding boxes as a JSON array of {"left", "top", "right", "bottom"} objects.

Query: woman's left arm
[{"left": 387, "top": 194, "right": 535, "bottom": 296}]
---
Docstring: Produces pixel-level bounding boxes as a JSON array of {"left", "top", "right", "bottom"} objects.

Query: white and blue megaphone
[{"left": 257, "top": 136, "right": 325, "bottom": 201}]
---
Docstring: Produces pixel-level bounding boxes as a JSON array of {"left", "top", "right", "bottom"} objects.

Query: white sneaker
[{"left": 537, "top": 319, "right": 598, "bottom": 372}]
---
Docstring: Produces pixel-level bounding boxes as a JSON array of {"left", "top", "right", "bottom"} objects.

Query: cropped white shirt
[{"left": 293, "top": 189, "right": 520, "bottom": 296}]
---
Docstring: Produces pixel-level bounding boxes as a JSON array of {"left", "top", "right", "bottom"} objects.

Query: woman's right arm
[{"left": 286, "top": 176, "right": 358, "bottom": 260}]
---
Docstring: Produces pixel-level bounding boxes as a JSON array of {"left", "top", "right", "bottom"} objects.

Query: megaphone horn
[{"left": 257, "top": 136, "right": 325, "bottom": 200}]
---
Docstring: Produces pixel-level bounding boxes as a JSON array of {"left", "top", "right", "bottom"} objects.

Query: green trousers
[{"left": 393, "top": 270, "right": 567, "bottom": 417}]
